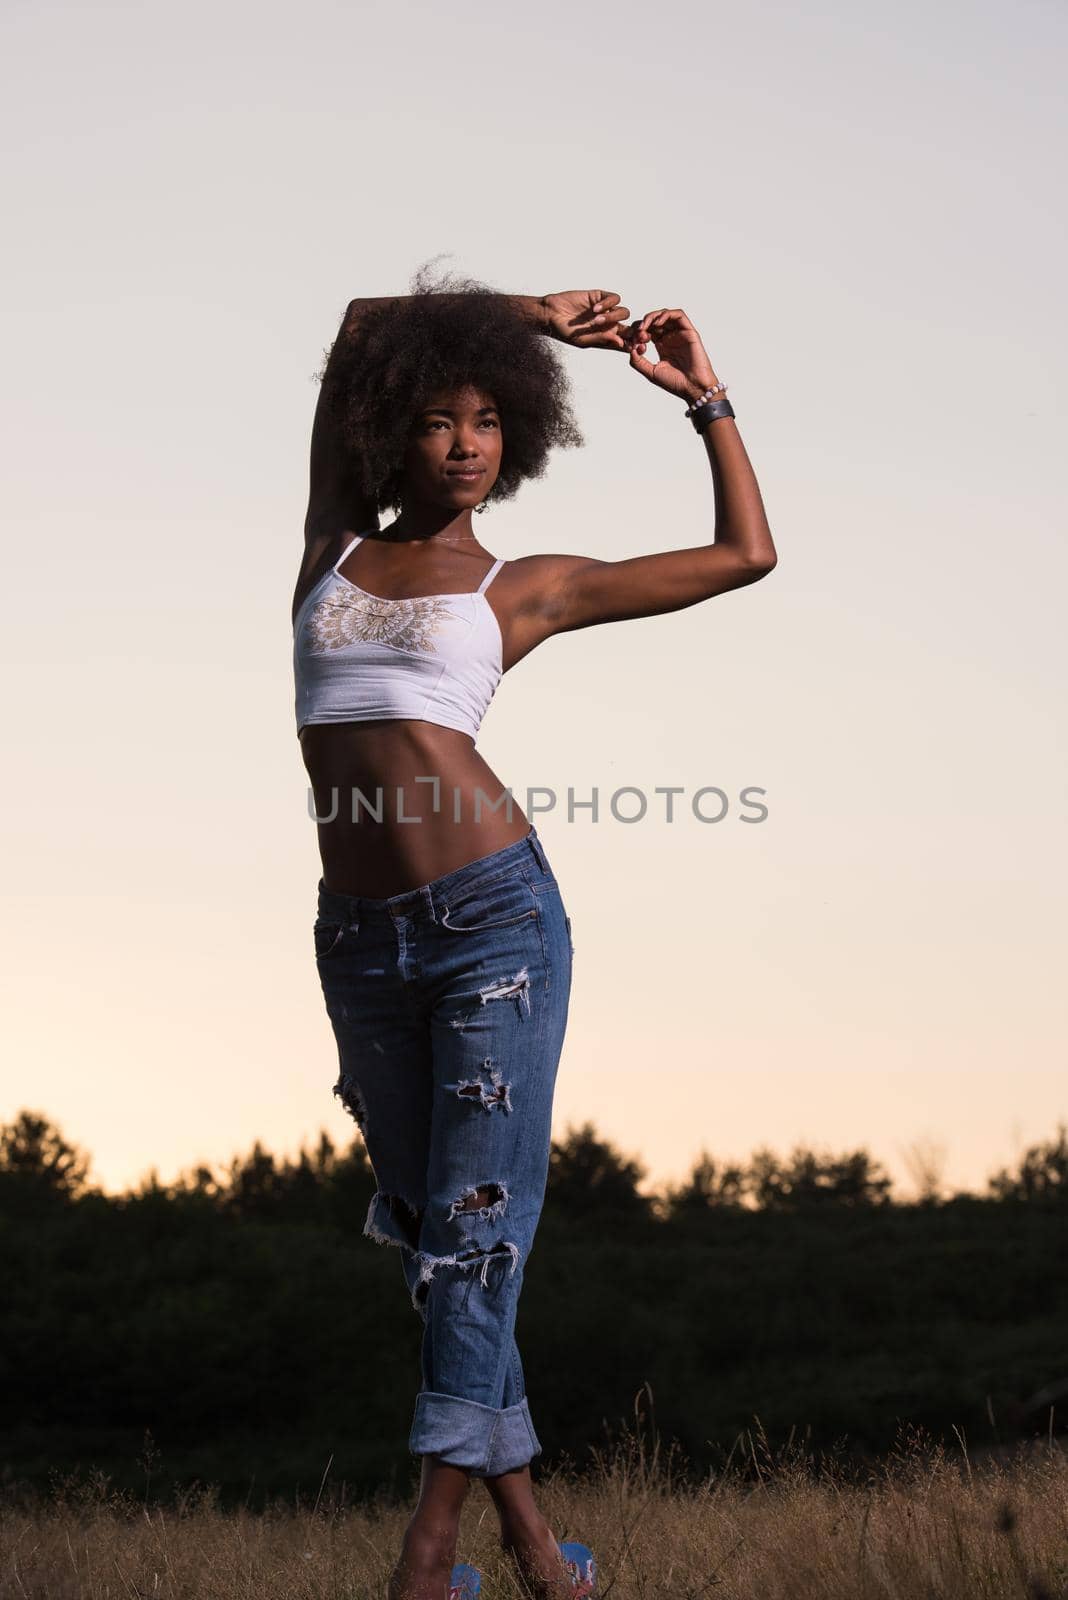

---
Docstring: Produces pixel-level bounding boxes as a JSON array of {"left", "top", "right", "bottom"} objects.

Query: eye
[{"left": 423, "top": 416, "right": 498, "bottom": 432}]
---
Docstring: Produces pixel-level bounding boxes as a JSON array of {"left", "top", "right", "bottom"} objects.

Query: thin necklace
[{"left": 379, "top": 533, "right": 483, "bottom": 544}]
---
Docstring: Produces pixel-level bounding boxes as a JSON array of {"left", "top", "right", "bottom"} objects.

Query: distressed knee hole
[
  {"left": 415, "top": 1238, "right": 521, "bottom": 1292},
  {"left": 448, "top": 1180, "right": 509, "bottom": 1221},
  {"left": 445, "top": 1059, "right": 512, "bottom": 1114}
]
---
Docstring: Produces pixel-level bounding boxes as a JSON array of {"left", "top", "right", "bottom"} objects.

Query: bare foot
[{"left": 499, "top": 1511, "right": 576, "bottom": 1598}]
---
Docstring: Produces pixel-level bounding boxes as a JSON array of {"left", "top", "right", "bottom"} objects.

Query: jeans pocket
[
  {"left": 313, "top": 919, "right": 346, "bottom": 960},
  {"left": 440, "top": 874, "right": 539, "bottom": 933}
]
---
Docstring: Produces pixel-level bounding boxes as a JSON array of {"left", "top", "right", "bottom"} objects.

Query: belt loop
[{"left": 527, "top": 830, "right": 549, "bottom": 874}]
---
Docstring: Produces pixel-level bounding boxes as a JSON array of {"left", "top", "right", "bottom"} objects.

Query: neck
[{"left": 385, "top": 501, "right": 478, "bottom": 544}]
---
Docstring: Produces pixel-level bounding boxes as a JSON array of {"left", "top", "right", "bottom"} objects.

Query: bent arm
[
  {"left": 522, "top": 402, "right": 777, "bottom": 637},
  {"left": 295, "top": 301, "right": 377, "bottom": 625},
  {"left": 304, "top": 298, "right": 375, "bottom": 540},
  {"left": 693, "top": 391, "right": 777, "bottom": 574},
  {"left": 331, "top": 292, "right": 550, "bottom": 337}
]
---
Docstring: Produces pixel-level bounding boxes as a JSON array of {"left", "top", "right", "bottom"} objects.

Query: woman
[{"left": 292, "top": 266, "right": 777, "bottom": 1600}]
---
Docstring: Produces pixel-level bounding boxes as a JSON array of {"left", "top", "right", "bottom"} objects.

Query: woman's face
[{"left": 402, "top": 383, "right": 503, "bottom": 510}]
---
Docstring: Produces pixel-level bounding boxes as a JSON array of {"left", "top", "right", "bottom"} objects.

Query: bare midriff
[{"left": 298, "top": 719, "right": 531, "bottom": 897}]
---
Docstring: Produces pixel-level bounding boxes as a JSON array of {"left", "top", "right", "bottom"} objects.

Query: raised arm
[
  {"left": 511, "top": 307, "right": 777, "bottom": 641},
  {"left": 303, "top": 298, "right": 378, "bottom": 548}
]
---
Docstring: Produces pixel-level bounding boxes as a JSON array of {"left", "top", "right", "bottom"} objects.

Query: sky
[{"left": 2, "top": 0, "right": 1065, "bottom": 1203}]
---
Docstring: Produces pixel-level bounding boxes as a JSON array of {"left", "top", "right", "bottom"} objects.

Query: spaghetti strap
[
  {"left": 332, "top": 533, "right": 363, "bottom": 572},
  {"left": 477, "top": 556, "right": 506, "bottom": 595}
]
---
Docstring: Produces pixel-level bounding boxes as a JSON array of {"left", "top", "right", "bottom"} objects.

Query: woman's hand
[
  {"left": 626, "top": 308, "right": 719, "bottom": 404},
  {"left": 541, "top": 289, "right": 632, "bottom": 351}
]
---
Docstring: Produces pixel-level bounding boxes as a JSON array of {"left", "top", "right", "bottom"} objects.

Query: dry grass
[{"left": 2, "top": 1421, "right": 1067, "bottom": 1600}]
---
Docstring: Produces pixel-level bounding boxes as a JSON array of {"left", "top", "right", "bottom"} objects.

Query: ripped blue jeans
[{"left": 313, "top": 824, "right": 573, "bottom": 1477}]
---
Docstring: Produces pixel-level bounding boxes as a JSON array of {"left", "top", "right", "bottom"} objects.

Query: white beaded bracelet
[{"left": 684, "top": 380, "right": 728, "bottom": 417}]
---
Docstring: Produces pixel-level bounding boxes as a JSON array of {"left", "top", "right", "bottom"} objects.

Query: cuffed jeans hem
[{"left": 409, "top": 1391, "right": 542, "bottom": 1477}]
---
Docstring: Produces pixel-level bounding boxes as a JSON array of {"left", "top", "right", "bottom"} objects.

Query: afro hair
[{"left": 316, "top": 258, "right": 585, "bottom": 514}]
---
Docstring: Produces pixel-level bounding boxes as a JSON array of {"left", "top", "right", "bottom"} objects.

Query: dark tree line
[
  {"left": 5, "top": 1108, "right": 1066, "bottom": 1217},
  {"left": 1, "top": 1111, "right": 1066, "bottom": 1506}
]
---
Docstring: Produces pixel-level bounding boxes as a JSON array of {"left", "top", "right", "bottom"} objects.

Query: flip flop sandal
[
  {"left": 449, "top": 1562, "right": 481, "bottom": 1600},
  {"left": 559, "top": 1541, "right": 597, "bottom": 1596}
]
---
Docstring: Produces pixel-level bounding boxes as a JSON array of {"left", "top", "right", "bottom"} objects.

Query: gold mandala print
[{"left": 307, "top": 588, "right": 451, "bottom": 654}]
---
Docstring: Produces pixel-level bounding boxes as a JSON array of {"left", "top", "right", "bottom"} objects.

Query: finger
[
  {"left": 628, "top": 338, "right": 658, "bottom": 380},
  {"left": 575, "top": 327, "right": 630, "bottom": 351},
  {"left": 576, "top": 308, "right": 627, "bottom": 337},
  {"left": 592, "top": 304, "right": 629, "bottom": 328},
  {"left": 646, "top": 308, "right": 690, "bottom": 334},
  {"left": 597, "top": 318, "right": 630, "bottom": 345}
]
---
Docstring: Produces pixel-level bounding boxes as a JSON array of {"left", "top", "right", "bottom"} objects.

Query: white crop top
[{"left": 293, "top": 533, "right": 506, "bottom": 741}]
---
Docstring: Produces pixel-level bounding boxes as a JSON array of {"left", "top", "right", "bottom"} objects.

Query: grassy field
[{"left": 2, "top": 1423, "right": 1066, "bottom": 1600}]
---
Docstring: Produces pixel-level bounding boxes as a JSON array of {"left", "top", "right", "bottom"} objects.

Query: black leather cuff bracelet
[{"left": 690, "top": 398, "right": 735, "bottom": 431}]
